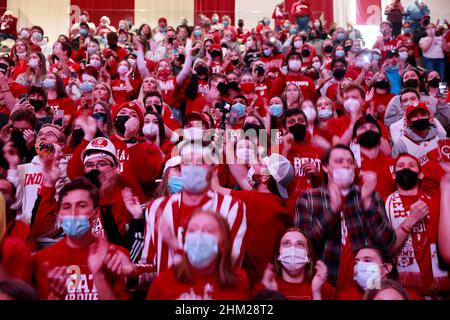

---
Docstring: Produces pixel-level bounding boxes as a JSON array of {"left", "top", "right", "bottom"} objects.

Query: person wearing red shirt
[
  {"left": 351, "top": 115, "right": 396, "bottom": 200},
  {"left": 272, "top": 2, "right": 289, "bottom": 32},
  {"left": 254, "top": 228, "right": 335, "bottom": 300},
  {"left": 147, "top": 211, "right": 250, "bottom": 300},
  {"left": 212, "top": 153, "right": 294, "bottom": 286},
  {"left": 143, "top": 91, "right": 180, "bottom": 132},
  {"left": 42, "top": 73, "right": 76, "bottom": 125},
  {"left": 102, "top": 32, "right": 128, "bottom": 62},
  {"left": 386, "top": 154, "right": 450, "bottom": 298},
  {"left": 49, "top": 41, "right": 81, "bottom": 83},
  {"left": 278, "top": 109, "right": 323, "bottom": 213},
  {"left": 32, "top": 177, "right": 129, "bottom": 300},
  {"left": 372, "top": 21, "right": 398, "bottom": 63},
  {"left": 111, "top": 60, "right": 141, "bottom": 105},
  {"left": 10, "top": 40, "right": 30, "bottom": 81},
  {"left": 0, "top": 11, "right": 18, "bottom": 40},
  {"left": 291, "top": 0, "right": 312, "bottom": 32},
  {"left": 365, "top": 72, "right": 395, "bottom": 123},
  {"left": 299, "top": 43, "right": 316, "bottom": 70},
  {"left": 271, "top": 52, "right": 316, "bottom": 102},
  {"left": 184, "top": 59, "right": 210, "bottom": 115}
]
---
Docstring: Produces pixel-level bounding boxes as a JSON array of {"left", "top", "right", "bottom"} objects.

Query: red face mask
[
  {"left": 158, "top": 68, "right": 171, "bottom": 78},
  {"left": 240, "top": 82, "right": 255, "bottom": 94}
]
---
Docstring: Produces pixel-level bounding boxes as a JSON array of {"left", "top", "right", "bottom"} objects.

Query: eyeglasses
[{"left": 84, "top": 161, "right": 112, "bottom": 170}]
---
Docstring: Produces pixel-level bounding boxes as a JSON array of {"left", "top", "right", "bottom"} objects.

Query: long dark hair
[{"left": 273, "top": 227, "right": 316, "bottom": 283}]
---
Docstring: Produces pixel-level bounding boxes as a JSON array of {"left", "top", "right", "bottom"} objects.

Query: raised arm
[{"left": 176, "top": 39, "right": 193, "bottom": 87}]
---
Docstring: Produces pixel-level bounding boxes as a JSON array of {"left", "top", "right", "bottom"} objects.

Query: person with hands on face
[
  {"left": 385, "top": 154, "right": 450, "bottom": 297},
  {"left": 295, "top": 144, "right": 396, "bottom": 291},
  {"left": 110, "top": 60, "right": 141, "bottom": 105},
  {"left": 31, "top": 177, "right": 130, "bottom": 300},
  {"left": 5, "top": 123, "right": 68, "bottom": 226},
  {"left": 419, "top": 23, "right": 447, "bottom": 81},
  {"left": 254, "top": 228, "right": 335, "bottom": 300}
]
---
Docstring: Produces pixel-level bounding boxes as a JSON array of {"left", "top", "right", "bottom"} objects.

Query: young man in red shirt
[
  {"left": 32, "top": 177, "right": 129, "bottom": 300},
  {"left": 372, "top": 21, "right": 398, "bottom": 63},
  {"left": 278, "top": 108, "right": 323, "bottom": 213}
]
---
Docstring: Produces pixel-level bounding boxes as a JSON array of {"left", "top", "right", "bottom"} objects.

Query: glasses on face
[{"left": 84, "top": 161, "right": 112, "bottom": 170}]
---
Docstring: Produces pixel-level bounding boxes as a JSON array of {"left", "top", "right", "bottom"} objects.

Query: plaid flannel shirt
[{"left": 295, "top": 185, "right": 396, "bottom": 286}]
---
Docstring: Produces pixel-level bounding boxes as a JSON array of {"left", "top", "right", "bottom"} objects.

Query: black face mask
[
  {"left": 374, "top": 80, "right": 389, "bottom": 90},
  {"left": 333, "top": 68, "right": 346, "bottom": 80},
  {"left": 403, "top": 79, "right": 419, "bottom": 88},
  {"left": 195, "top": 65, "right": 208, "bottom": 76},
  {"left": 108, "top": 43, "right": 117, "bottom": 49},
  {"left": 177, "top": 54, "right": 185, "bottom": 63},
  {"left": 114, "top": 115, "right": 130, "bottom": 135},
  {"left": 395, "top": 169, "right": 419, "bottom": 190},
  {"left": 243, "top": 123, "right": 262, "bottom": 135},
  {"left": 92, "top": 112, "right": 107, "bottom": 123},
  {"left": 255, "top": 65, "right": 265, "bottom": 76},
  {"left": 324, "top": 45, "right": 333, "bottom": 53},
  {"left": 228, "top": 81, "right": 240, "bottom": 91},
  {"left": 217, "top": 82, "right": 229, "bottom": 95},
  {"left": 411, "top": 118, "right": 430, "bottom": 131},
  {"left": 146, "top": 104, "right": 162, "bottom": 115},
  {"left": 301, "top": 49, "right": 311, "bottom": 57},
  {"left": 288, "top": 123, "right": 307, "bottom": 142},
  {"left": 428, "top": 78, "right": 440, "bottom": 88},
  {"left": 231, "top": 59, "right": 239, "bottom": 66},
  {"left": 210, "top": 50, "right": 221, "bottom": 59},
  {"left": 302, "top": 36, "right": 307, "bottom": 43},
  {"left": 344, "top": 45, "right": 352, "bottom": 52},
  {"left": 167, "top": 37, "right": 175, "bottom": 45},
  {"left": 357, "top": 130, "right": 381, "bottom": 148},
  {"left": 84, "top": 169, "right": 101, "bottom": 188},
  {"left": 29, "top": 99, "right": 45, "bottom": 111},
  {"left": 238, "top": 22, "right": 244, "bottom": 28},
  {"left": 72, "top": 128, "right": 85, "bottom": 145},
  {"left": 11, "top": 130, "right": 28, "bottom": 156}
]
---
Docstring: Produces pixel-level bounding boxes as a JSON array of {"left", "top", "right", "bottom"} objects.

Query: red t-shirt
[
  {"left": 111, "top": 78, "right": 141, "bottom": 105},
  {"left": 254, "top": 278, "right": 336, "bottom": 300},
  {"left": 0, "top": 236, "right": 32, "bottom": 283},
  {"left": 422, "top": 148, "right": 445, "bottom": 198},
  {"left": 230, "top": 190, "right": 290, "bottom": 286},
  {"left": 358, "top": 152, "right": 396, "bottom": 200},
  {"left": 147, "top": 267, "right": 250, "bottom": 300},
  {"left": 158, "top": 77, "right": 178, "bottom": 108},
  {"left": 47, "top": 97, "right": 77, "bottom": 116},
  {"left": 32, "top": 238, "right": 129, "bottom": 300},
  {"left": 372, "top": 38, "right": 397, "bottom": 62},
  {"left": 283, "top": 74, "right": 316, "bottom": 102}
]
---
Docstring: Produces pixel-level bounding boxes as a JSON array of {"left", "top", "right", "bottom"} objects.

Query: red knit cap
[{"left": 112, "top": 101, "right": 144, "bottom": 128}]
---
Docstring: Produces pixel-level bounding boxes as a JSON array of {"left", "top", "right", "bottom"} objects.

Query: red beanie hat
[{"left": 112, "top": 101, "right": 144, "bottom": 128}]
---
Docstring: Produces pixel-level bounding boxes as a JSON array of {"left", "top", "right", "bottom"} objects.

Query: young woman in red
[
  {"left": 147, "top": 210, "right": 250, "bottom": 300},
  {"left": 253, "top": 228, "right": 335, "bottom": 300}
]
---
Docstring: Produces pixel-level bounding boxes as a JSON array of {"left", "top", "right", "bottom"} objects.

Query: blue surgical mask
[
  {"left": 32, "top": 32, "right": 43, "bottom": 43},
  {"left": 270, "top": 104, "right": 283, "bottom": 118},
  {"left": 42, "top": 79, "right": 56, "bottom": 90},
  {"left": 231, "top": 103, "right": 246, "bottom": 119},
  {"left": 336, "top": 33, "right": 346, "bottom": 42},
  {"left": 184, "top": 232, "right": 218, "bottom": 268},
  {"left": 80, "top": 29, "right": 89, "bottom": 36},
  {"left": 263, "top": 49, "right": 272, "bottom": 57},
  {"left": 61, "top": 216, "right": 91, "bottom": 239},
  {"left": 168, "top": 175, "right": 183, "bottom": 194},
  {"left": 290, "top": 28, "right": 297, "bottom": 34},
  {"left": 181, "top": 165, "right": 209, "bottom": 194},
  {"left": 318, "top": 109, "right": 333, "bottom": 120},
  {"left": 335, "top": 50, "right": 345, "bottom": 58},
  {"left": 79, "top": 81, "right": 94, "bottom": 93},
  {"left": 403, "top": 28, "right": 411, "bottom": 34},
  {"left": 223, "top": 20, "right": 230, "bottom": 27},
  {"left": 194, "top": 30, "right": 202, "bottom": 38},
  {"left": 87, "top": 47, "right": 97, "bottom": 55}
]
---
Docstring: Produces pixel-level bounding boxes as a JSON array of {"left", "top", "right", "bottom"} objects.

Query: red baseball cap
[
  {"left": 183, "top": 112, "right": 210, "bottom": 129},
  {"left": 209, "top": 44, "right": 222, "bottom": 53},
  {"left": 405, "top": 102, "right": 429, "bottom": 118},
  {"left": 158, "top": 17, "right": 167, "bottom": 24},
  {"left": 112, "top": 101, "right": 145, "bottom": 128}
]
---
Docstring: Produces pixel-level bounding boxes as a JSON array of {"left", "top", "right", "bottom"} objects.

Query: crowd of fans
[{"left": 0, "top": 0, "right": 449, "bottom": 301}]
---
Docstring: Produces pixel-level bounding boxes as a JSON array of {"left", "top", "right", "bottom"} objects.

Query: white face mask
[
  {"left": 399, "top": 51, "right": 408, "bottom": 61},
  {"left": 293, "top": 40, "right": 303, "bottom": 49},
  {"left": 278, "top": 247, "right": 309, "bottom": 272},
  {"left": 302, "top": 106, "right": 317, "bottom": 122},
  {"left": 312, "top": 62, "right": 321, "bottom": 70},
  {"left": 288, "top": 60, "right": 301, "bottom": 72},
  {"left": 246, "top": 40, "right": 254, "bottom": 48},
  {"left": 28, "top": 58, "right": 39, "bottom": 69},
  {"left": 343, "top": 98, "right": 361, "bottom": 114},
  {"left": 142, "top": 123, "right": 159, "bottom": 138},
  {"left": 90, "top": 59, "right": 101, "bottom": 68},
  {"left": 354, "top": 261, "right": 381, "bottom": 291},
  {"left": 183, "top": 127, "right": 204, "bottom": 141},
  {"left": 332, "top": 168, "right": 355, "bottom": 189}
]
